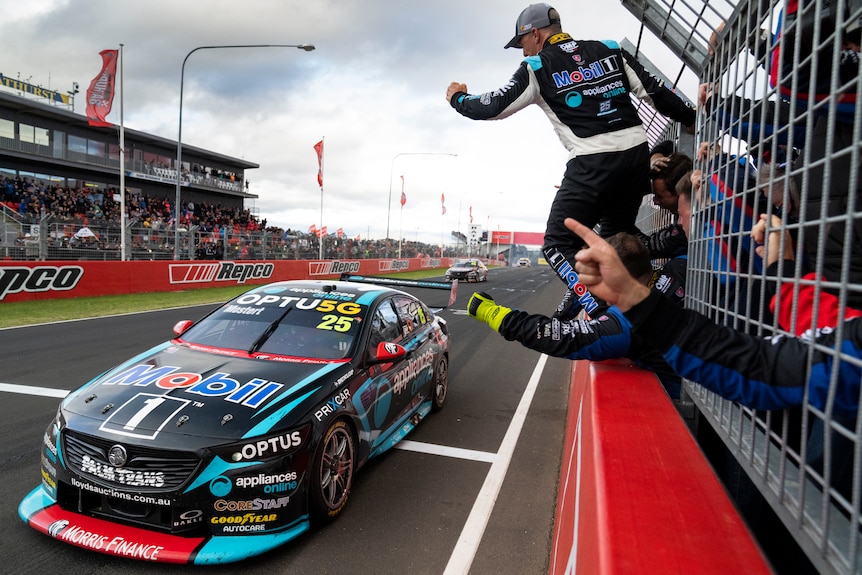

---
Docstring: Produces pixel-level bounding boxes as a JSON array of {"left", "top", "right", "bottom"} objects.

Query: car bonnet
[{"left": 60, "top": 344, "right": 352, "bottom": 444}]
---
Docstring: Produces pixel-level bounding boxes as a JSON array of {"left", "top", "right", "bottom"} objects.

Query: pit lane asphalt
[{"left": 0, "top": 267, "right": 571, "bottom": 575}]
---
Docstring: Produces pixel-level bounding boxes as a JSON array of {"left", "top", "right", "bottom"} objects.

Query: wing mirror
[
  {"left": 371, "top": 341, "right": 407, "bottom": 363},
  {"left": 173, "top": 320, "right": 194, "bottom": 336}
]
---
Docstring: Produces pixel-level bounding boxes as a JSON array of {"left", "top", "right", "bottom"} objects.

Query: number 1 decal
[
  {"left": 99, "top": 393, "right": 190, "bottom": 439},
  {"left": 124, "top": 396, "right": 166, "bottom": 430}
]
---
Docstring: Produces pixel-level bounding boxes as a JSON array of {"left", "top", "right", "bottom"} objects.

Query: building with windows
[{"left": 0, "top": 88, "right": 258, "bottom": 211}]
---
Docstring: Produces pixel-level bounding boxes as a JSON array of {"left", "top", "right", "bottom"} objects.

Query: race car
[
  {"left": 19, "top": 277, "right": 451, "bottom": 564},
  {"left": 445, "top": 259, "right": 488, "bottom": 282}
]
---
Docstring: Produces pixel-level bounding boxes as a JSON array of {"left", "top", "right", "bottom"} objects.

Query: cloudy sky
[{"left": 1, "top": 0, "right": 699, "bottom": 245}]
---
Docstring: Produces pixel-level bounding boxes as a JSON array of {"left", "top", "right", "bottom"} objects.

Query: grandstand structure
[
  {"left": 0, "top": 86, "right": 259, "bottom": 257},
  {"left": 0, "top": 88, "right": 258, "bottom": 205}
]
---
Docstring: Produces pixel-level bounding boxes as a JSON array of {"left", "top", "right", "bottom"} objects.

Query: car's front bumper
[{"left": 19, "top": 487, "right": 310, "bottom": 564}]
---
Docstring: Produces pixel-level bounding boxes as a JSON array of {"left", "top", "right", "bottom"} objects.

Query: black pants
[{"left": 542, "top": 144, "right": 650, "bottom": 296}]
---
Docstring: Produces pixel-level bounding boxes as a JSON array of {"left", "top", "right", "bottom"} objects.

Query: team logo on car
[
  {"left": 107, "top": 445, "right": 128, "bottom": 467},
  {"left": 48, "top": 519, "right": 69, "bottom": 538}
]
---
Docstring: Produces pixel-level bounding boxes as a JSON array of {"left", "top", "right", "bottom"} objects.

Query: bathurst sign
[{"left": 0, "top": 258, "right": 451, "bottom": 303}]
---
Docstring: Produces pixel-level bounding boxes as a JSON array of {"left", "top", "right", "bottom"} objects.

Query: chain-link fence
[
  {"left": 0, "top": 207, "right": 461, "bottom": 262},
  {"left": 630, "top": 0, "right": 862, "bottom": 573}
]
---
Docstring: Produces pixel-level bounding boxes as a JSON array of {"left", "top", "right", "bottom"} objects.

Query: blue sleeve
[{"left": 626, "top": 291, "right": 862, "bottom": 416}]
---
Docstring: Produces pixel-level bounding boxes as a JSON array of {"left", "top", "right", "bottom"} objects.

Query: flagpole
[
  {"left": 119, "top": 43, "right": 126, "bottom": 261},
  {"left": 398, "top": 175, "right": 404, "bottom": 258},
  {"left": 318, "top": 136, "right": 324, "bottom": 260},
  {"left": 441, "top": 193, "right": 446, "bottom": 258}
]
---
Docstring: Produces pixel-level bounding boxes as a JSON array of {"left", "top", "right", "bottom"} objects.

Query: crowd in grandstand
[
  {"left": 2, "top": 175, "right": 457, "bottom": 261},
  {"left": 2, "top": 175, "right": 262, "bottom": 233}
]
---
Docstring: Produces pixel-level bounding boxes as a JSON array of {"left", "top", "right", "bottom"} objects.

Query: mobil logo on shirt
[{"left": 552, "top": 55, "right": 621, "bottom": 89}]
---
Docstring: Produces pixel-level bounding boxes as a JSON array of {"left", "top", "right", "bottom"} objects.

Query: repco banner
[
  {"left": 308, "top": 260, "right": 361, "bottom": 276},
  {"left": 0, "top": 258, "right": 454, "bottom": 303},
  {"left": 0, "top": 265, "right": 84, "bottom": 301}
]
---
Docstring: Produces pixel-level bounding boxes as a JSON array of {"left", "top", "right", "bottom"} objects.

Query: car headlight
[
  {"left": 41, "top": 406, "right": 66, "bottom": 496},
  {"left": 211, "top": 425, "right": 311, "bottom": 463}
]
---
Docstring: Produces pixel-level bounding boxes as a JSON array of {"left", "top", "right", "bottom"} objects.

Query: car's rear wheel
[
  {"left": 309, "top": 419, "right": 355, "bottom": 523},
  {"left": 431, "top": 355, "right": 448, "bottom": 412}
]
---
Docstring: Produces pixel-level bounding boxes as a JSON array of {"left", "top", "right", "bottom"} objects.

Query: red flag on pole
[
  {"left": 313, "top": 140, "right": 324, "bottom": 187},
  {"left": 469, "top": 205, "right": 473, "bottom": 224},
  {"left": 441, "top": 193, "right": 446, "bottom": 215},
  {"left": 85, "top": 49, "right": 119, "bottom": 127},
  {"left": 400, "top": 175, "right": 406, "bottom": 206}
]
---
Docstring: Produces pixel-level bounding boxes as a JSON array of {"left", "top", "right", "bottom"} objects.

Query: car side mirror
[
  {"left": 173, "top": 320, "right": 194, "bottom": 336},
  {"left": 370, "top": 341, "right": 407, "bottom": 363}
]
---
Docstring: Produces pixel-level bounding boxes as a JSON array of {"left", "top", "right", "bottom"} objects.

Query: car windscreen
[{"left": 179, "top": 293, "right": 366, "bottom": 359}]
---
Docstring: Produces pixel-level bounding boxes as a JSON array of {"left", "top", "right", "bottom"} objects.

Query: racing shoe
[{"left": 468, "top": 292, "right": 512, "bottom": 333}]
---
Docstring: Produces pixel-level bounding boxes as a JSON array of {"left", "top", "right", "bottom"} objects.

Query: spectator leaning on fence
[
  {"left": 564, "top": 216, "right": 862, "bottom": 417},
  {"left": 717, "top": 2, "right": 862, "bottom": 307}
]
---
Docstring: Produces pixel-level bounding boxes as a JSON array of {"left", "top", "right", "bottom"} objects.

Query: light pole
[
  {"left": 385, "top": 152, "right": 456, "bottom": 258},
  {"left": 174, "top": 43, "right": 315, "bottom": 260}
]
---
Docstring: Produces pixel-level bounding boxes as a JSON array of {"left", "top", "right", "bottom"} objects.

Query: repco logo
[
  {"left": 216, "top": 262, "right": 274, "bottom": 284},
  {"left": 379, "top": 260, "right": 410, "bottom": 272},
  {"left": 0, "top": 265, "right": 84, "bottom": 301},
  {"left": 308, "top": 260, "right": 361, "bottom": 276}
]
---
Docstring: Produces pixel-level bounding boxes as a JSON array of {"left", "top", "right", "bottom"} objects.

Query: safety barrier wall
[
  {"left": 549, "top": 359, "right": 772, "bottom": 574},
  {"left": 0, "top": 257, "right": 453, "bottom": 303}
]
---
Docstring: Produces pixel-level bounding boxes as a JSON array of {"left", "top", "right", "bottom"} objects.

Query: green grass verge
[{"left": 0, "top": 268, "right": 449, "bottom": 329}]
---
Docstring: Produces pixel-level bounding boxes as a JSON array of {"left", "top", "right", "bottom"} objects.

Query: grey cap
[{"left": 504, "top": 4, "right": 559, "bottom": 49}]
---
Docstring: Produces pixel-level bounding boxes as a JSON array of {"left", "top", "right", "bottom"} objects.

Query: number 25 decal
[{"left": 317, "top": 314, "right": 353, "bottom": 332}]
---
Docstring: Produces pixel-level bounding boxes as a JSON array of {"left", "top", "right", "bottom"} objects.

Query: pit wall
[
  {"left": 0, "top": 258, "right": 455, "bottom": 303},
  {"left": 549, "top": 359, "right": 772, "bottom": 574}
]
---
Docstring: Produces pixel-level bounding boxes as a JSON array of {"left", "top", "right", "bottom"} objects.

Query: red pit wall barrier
[
  {"left": 0, "top": 258, "right": 453, "bottom": 303},
  {"left": 550, "top": 359, "right": 771, "bottom": 575}
]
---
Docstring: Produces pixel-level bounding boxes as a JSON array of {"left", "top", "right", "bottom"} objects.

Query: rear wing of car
[{"left": 339, "top": 273, "right": 457, "bottom": 309}]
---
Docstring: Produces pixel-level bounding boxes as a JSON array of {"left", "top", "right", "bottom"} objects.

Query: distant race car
[
  {"left": 517, "top": 258, "right": 531, "bottom": 267},
  {"left": 445, "top": 259, "right": 488, "bottom": 283},
  {"left": 19, "top": 276, "right": 452, "bottom": 564}
]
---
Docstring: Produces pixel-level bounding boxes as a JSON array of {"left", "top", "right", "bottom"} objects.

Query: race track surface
[{"left": 0, "top": 266, "right": 571, "bottom": 575}]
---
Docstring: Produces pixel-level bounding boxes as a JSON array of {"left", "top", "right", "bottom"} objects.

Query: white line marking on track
[
  {"left": 444, "top": 353, "right": 549, "bottom": 575},
  {"left": 394, "top": 440, "right": 497, "bottom": 463},
  {"left": 0, "top": 382, "right": 69, "bottom": 398}
]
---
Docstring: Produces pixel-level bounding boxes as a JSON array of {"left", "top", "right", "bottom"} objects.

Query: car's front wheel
[
  {"left": 431, "top": 355, "right": 448, "bottom": 412},
  {"left": 309, "top": 419, "right": 355, "bottom": 523}
]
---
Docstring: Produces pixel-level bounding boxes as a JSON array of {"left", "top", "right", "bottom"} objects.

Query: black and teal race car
[{"left": 19, "top": 277, "right": 451, "bottom": 564}]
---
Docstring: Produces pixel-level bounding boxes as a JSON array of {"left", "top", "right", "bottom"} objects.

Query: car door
[
  {"left": 360, "top": 296, "right": 435, "bottom": 448},
  {"left": 361, "top": 298, "right": 406, "bottom": 442},
  {"left": 390, "top": 295, "right": 438, "bottom": 411}
]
